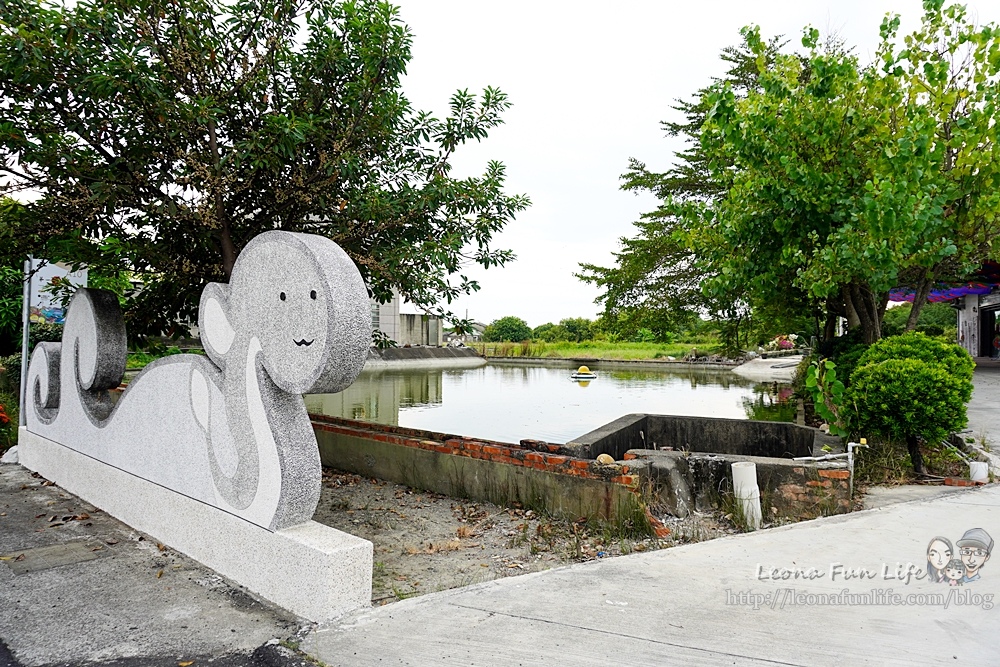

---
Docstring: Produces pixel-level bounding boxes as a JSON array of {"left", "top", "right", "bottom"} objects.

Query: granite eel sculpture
[{"left": 24, "top": 231, "right": 371, "bottom": 531}]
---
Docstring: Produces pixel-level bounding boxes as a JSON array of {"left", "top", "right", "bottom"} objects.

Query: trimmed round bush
[
  {"left": 853, "top": 332, "right": 974, "bottom": 400},
  {"left": 849, "top": 357, "right": 968, "bottom": 449}
]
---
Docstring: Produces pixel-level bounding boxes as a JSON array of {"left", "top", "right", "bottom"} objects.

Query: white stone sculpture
[{"left": 24, "top": 230, "right": 371, "bottom": 531}]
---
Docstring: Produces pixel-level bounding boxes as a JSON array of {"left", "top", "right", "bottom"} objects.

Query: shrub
[
  {"left": 854, "top": 332, "right": 974, "bottom": 401},
  {"left": 848, "top": 357, "right": 968, "bottom": 474}
]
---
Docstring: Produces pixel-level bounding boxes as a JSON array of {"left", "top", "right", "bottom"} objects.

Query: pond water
[{"left": 304, "top": 363, "right": 794, "bottom": 445}]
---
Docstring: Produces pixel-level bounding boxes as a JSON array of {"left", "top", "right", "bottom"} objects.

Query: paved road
[
  {"left": 0, "top": 465, "right": 309, "bottom": 667},
  {"left": 967, "top": 363, "right": 1000, "bottom": 447}
]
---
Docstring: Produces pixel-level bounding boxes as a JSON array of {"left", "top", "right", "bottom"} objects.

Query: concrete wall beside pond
[
  {"left": 626, "top": 449, "right": 852, "bottom": 520},
  {"left": 566, "top": 414, "right": 840, "bottom": 461}
]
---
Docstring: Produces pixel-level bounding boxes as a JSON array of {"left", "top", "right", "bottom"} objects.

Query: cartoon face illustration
[
  {"left": 957, "top": 528, "right": 993, "bottom": 580},
  {"left": 927, "top": 537, "right": 953, "bottom": 578},
  {"left": 960, "top": 546, "right": 991, "bottom": 577},
  {"left": 944, "top": 559, "right": 966, "bottom": 584}
]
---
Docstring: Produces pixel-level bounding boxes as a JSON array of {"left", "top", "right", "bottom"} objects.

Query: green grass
[
  {"left": 471, "top": 340, "right": 722, "bottom": 361},
  {"left": 126, "top": 346, "right": 197, "bottom": 370}
]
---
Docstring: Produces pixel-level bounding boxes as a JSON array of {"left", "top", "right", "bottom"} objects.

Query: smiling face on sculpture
[
  {"left": 233, "top": 243, "right": 329, "bottom": 389},
  {"left": 200, "top": 231, "right": 371, "bottom": 395}
]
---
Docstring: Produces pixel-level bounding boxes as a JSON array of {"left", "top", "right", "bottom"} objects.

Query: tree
[
  {"left": 697, "top": 2, "right": 1000, "bottom": 344},
  {"left": 481, "top": 316, "right": 531, "bottom": 343},
  {"left": 0, "top": 0, "right": 528, "bottom": 339},
  {"left": 558, "top": 317, "right": 593, "bottom": 343},
  {"left": 584, "top": 1, "right": 1000, "bottom": 347}
]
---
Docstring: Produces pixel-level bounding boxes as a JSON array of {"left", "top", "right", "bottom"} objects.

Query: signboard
[
  {"left": 28, "top": 260, "right": 88, "bottom": 325},
  {"left": 979, "top": 291, "right": 1000, "bottom": 309}
]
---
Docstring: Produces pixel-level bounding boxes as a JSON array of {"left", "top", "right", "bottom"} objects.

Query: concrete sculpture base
[{"left": 19, "top": 427, "right": 373, "bottom": 622}]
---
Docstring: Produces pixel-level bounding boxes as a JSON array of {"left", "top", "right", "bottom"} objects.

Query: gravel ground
[{"left": 312, "top": 468, "right": 740, "bottom": 605}]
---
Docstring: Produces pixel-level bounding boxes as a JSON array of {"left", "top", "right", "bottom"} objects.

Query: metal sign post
[{"left": 19, "top": 256, "right": 31, "bottom": 427}]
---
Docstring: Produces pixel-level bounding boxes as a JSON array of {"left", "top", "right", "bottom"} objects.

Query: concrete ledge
[
  {"left": 18, "top": 427, "right": 373, "bottom": 622},
  {"left": 365, "top": 346, "right": 486, "bottom": 369}
]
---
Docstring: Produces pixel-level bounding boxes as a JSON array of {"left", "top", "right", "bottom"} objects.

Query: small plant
[{"left": 804, "top": 358, "right": 848, "bottom": 437}]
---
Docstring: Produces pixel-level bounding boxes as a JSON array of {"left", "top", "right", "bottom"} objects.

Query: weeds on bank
[{"left": 854, "top": 437, "right": 968, "bottom": 486}]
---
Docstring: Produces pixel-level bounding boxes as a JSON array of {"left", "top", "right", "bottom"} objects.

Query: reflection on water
[
  {"left": 304, "top": 371, "right": 443, "bottom": 426},
  {"left": 742, "top": 383, "right": 797, "bottom": 423},
  {"left": 306, "top": 364, "right": 790, "bottom": 444}
]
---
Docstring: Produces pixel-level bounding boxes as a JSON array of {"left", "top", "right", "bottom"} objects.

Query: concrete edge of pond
[{"left": 483, "top": 357, "right": 740, "bottom": 371}]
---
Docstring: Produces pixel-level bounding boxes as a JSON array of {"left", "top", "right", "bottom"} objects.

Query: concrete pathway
[
  {"left": 305, "top": 486, "right": 1000, "bottom": 666},
  {"left": 862, "top": 484, "right": 967, "bottom": 510}
]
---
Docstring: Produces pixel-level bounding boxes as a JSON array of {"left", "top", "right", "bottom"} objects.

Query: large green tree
[
  {"left": 584, "top": 1, "right": 1000, "bottom": 347},
  {"left": 699, "top": 3, "right": 1000, "bottom": 344},
  {"left": 0, "top": 0, "right": 528, "bottom": 338}
]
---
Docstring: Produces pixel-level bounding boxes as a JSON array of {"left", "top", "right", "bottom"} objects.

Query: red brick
[
  {"left": 623, "top": 452, "right": 637, "bottom": 460},
  {"left": 570, "top": 459, "right": 590, "bottom": 470},
  {"left": 817, "top": 469, "right": 850, "bottom": 479},
  {"left": 481, "top": 445, "right": 503, "bottom": 457},
  {"left": 944, "top": 478, "right": 984, "bottom": 487},
  {"left": 544, "top": 455, "right": 568, "bottom": 466},
  {"left": 792, "top": 467, "right": 804, "bottom": 475},
  {"left": 805, "top": 480, "right": 823, "bottom": 488},
  {"left": 524, "top": 452, "right": 545, "bottom": 464},
  {"left": 611, "top": 475, "right": 637, "bottom": 487}
]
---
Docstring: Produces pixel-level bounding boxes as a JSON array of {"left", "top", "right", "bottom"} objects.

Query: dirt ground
[{"left": 312, "top": 468, "right": 739, "bottom": 606}]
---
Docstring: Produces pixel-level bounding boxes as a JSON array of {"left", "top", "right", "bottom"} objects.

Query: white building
[
  {"left": 370, "top": 290, "right": 444, "bottom": 347},
  {"left": 956, "top": 291, "right": 1000, "bottom": 358}
]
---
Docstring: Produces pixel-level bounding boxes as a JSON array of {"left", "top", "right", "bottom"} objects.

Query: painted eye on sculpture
[
  {"left": 280, "top": 292, "right": 286, "bottom": 301},
  {"left": 310, "top": 290, "right": 317, "bottom": 300}
]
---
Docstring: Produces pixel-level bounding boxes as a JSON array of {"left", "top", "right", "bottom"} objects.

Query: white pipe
[
  {"left": 793, "top": 453, "right": 849, "bottom": 462},
  {"left": 731, "top": 461, "right": 762, "bottom": 530}
]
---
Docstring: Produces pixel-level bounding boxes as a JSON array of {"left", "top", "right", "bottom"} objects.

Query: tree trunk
[
  {"left": 843, "top": 286, "right": 862, "bottom": 331},
  {"left": 220, "top": 221, "right": 237, "bottom": 280},
  {"left": 906, "top": 435, "right": 925, "bottom": 475},
  {"left": 848, "top": 282, "right": 883, "bottom": 344},
  {"left": 823, "top": 309, "right": 838, "bottom": 342},
  {"left": 905, "top": 277, "right": 935, "bottom": 331}
]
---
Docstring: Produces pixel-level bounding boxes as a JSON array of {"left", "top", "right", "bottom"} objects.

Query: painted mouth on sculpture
[{"left": 294, "top": 339, "right": 314, "bottom": 347}]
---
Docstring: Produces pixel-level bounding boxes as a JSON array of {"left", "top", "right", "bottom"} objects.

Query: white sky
[{"left": 394, "top": 0, "right": 1000, "bottom": 328}]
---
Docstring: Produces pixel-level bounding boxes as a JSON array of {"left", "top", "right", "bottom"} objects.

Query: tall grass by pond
[{"left": 470, "top": 340, "right": 722, "bottom": 360}]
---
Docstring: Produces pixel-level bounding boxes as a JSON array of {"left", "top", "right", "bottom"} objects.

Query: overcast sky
[{"left": 392, "top": 0, "right": 1000, "bottom": 328}]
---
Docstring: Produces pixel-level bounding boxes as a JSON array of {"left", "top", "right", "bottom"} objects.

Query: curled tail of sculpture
[{"left": 26, "top": 288, "right": 127, "bottom": 425}]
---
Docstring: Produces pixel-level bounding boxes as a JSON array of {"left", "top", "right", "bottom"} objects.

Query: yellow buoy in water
[{"left": 577, "top": 365, "right": 590, "bottom": 374}]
